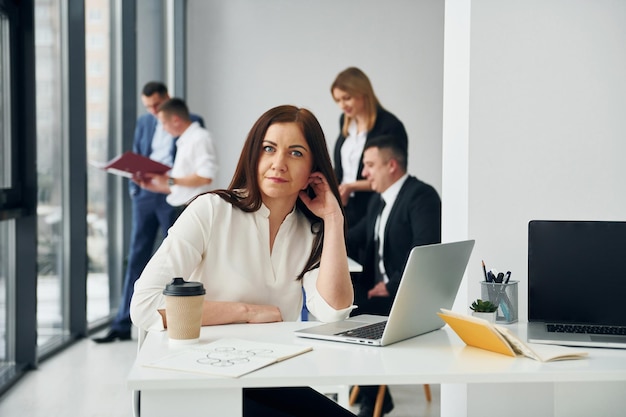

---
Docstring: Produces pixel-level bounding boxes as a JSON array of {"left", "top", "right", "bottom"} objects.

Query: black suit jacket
[
  {"left": 333, "top": 106, "right": 408, "bottom": 229},
  {"left": 347, "top": 176, "right": 441, "bottom": 309}
]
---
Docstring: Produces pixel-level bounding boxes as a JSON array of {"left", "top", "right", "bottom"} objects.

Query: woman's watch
[{"left": 167, "top": 177, "right": 176, "bottom": 186}]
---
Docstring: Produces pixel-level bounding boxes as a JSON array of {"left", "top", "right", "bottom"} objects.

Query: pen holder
[{"left": 480, "top": 280, "right": 518, "bottom": 323}]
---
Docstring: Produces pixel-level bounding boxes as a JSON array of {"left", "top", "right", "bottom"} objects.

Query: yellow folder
[{"left": 437, "top": 309, "right": 516, "bottom": 357}]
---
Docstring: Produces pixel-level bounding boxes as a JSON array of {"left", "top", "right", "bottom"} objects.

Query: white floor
[{"left": 0, "top": 332, "right": 440, "bottom": 417}]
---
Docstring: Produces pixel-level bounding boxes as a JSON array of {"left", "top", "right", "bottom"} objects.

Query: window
[
  {"left": 35, "top": 0, "right": 67, "bottom": 348},
  {"left": 85, "top": 0, "right": 111, "bottom": 325},
  {"left": 86, "top": 33, "right": 104, "bottom": 49},
  {"left": 0, "top": 12, "right": 10, "bottom": 189},
  {"left": 88, "top": 87, "right": 103, "bottom": 103},
  {"left": 87, "top": 8, "right": 102, "bottom": 24},
  {"left": 87, "top": 60, "right": 103, "bottom": 76},
  {"left": 0, "top": 10, "right": 12, "bottom": 377},
  {"left": 0, "top": 7, "right": 18, "bottom": 388},
  {"left": 0, "top": 221, "right": 14, "bottom": 378},
  {"left": 0, "top": 0, "right": 144, "bottom": 393}
]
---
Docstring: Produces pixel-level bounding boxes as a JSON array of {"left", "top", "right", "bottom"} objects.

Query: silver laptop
[
  {"left": 295, "top": 240, "right": 475, "bottom": 346},
  {"left": 527, "top": 220, "right": 626, "bottom": 349}
]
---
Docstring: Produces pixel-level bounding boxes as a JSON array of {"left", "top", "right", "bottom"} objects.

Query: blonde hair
[{"left": 331, "top": 67, "right": 381, "bottom": 137}]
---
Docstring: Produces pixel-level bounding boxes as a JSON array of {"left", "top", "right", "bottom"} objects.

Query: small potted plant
[{"left": 470, "top": 299, "right": 498, "bottom": 323}]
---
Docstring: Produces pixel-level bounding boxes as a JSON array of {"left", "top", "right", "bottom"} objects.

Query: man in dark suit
[
  {"left": 333, "top": 105, "right": 408, "bottom": 230},
  {"left": 93, "top": 82, "right": 205, "bottom": 343},
  {"left": 347, "top": 134, "right": 441, "bottom": 416}
]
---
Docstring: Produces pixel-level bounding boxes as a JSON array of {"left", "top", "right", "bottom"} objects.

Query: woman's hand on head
[{"left": 298, "top": 172, "right": 342, "bottom": 220}]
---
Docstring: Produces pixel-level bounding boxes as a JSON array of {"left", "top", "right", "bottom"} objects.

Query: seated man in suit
[{"left": 347, "top": 134, "right": 441, "bottom": 417}]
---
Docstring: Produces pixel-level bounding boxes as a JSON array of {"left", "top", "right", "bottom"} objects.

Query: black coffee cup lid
[{"left": 163, "top": 277, "right": 206, "bottom": 296}]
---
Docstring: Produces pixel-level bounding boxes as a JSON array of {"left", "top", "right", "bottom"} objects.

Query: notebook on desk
[
  {"left": 294, "top": 240, "right": 475, "bottom": 346},
  {"left": 527, "top": 220, "right": 626, "bottom": 349}
]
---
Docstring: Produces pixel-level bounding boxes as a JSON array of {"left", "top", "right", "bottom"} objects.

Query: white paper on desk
[
  {"left": 145, "top": 338, "right": 313, "bottom": 378},
  {"left": 524, "top": 343, "right": 588, "bottom": 362}
]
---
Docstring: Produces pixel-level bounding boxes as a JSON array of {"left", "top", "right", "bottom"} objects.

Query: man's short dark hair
[
  {"left": 364, "top": 134, "right": 408, "bottom": 171},
  {"left": 142, "top": 81, "right": 168, "bottom": 97},
  {"left": 157, "top": 97, "right": 191, "bottom": 121}
]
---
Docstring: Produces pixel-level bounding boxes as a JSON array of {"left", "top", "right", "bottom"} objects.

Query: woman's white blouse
[
  {"left": 340, "top": 119, "right": 367, "bottom": 185},
  {"left": 130, "top": 193, "right": 353, "bottom": 331}
]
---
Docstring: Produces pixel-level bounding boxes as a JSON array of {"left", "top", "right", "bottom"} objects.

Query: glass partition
[
  {"left": 0, "top": 220, "right": 14, "bottom": 381},
  {"left": 0, "top": 12, "right": 9, "bottom": 189},
  {"left": 35, "top": 0, "right": 68, "bottom": 347},
  {"left": 0, "top": 10, "right": 13, "bottom": 379},
  {"left": 85, "top": 0, "right": 111, "bottom": 325}
]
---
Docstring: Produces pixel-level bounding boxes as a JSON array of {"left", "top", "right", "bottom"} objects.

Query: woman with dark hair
[
  {"left": 331, "top": 67, "right": 408, "bottom": 229},
  {"left": 130, "top": 105, "right": 357, "bottom": 416}
]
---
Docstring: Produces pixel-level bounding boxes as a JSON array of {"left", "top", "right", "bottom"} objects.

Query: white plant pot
[{"left": 472, "top": 311, "right": 496, "bottom": 323}]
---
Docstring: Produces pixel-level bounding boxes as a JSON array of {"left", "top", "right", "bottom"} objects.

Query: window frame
[{"left": 0, "top": 0, "right": 38, "bottom": 397}]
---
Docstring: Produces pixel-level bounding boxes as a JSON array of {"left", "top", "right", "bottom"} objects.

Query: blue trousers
[{"left": 110, "top": 190, "right": 175, "bottom": 333}]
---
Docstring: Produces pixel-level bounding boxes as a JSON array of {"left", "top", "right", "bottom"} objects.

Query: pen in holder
[{"left": 480, "top": 280, "right": 518, "bottom": 323}]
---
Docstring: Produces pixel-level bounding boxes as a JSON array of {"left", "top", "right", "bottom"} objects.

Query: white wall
[
  {"left": 440, "top": 2, "right": 626, "bottom": 415},
  {"left": 466, "top": 0, "right": 626, "bottom": 321},
  {"left": 186, "top": 0, "right": 444, "bottom": 191}
]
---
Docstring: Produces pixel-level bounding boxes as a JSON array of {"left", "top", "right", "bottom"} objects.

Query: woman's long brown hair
[{"left": 211, "top": 105, "right": 345, "bottom": 280}]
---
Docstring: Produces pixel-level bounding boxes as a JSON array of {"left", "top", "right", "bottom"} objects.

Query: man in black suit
[{"left": 347, "top": 134, "right": 441, "bottom": 417}]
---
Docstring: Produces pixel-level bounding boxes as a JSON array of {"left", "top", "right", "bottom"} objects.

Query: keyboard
[
  {"left": 335, "top": 321, "right": 387, "bottom": 340},
  {"left": 547, "top": 323, "right": 626, "bottom": 336}
]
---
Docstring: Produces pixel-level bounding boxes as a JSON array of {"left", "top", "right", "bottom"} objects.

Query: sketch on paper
[{"left": 145, "top": 338, "right": 312, "bottom": 377}]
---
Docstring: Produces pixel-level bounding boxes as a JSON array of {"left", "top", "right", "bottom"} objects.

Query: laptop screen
[{"left": 528, "top": 220, "right": 626, "bottom": 326}]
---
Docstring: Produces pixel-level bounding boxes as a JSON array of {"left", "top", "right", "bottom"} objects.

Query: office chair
[{"left": 349, "top": 384, "right": 431, "bottom": 417}]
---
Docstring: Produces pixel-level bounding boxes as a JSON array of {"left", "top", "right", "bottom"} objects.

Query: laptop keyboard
[
  {"left": 335, "top": 321, "right": 387, "bottom": 340},
  {"left": 547, "top": 323, "right": 626, "bottom": 336}
]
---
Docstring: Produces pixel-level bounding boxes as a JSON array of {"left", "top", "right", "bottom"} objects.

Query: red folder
[{"left": 91, "top": 151, "right": 171, "bottom": 178}]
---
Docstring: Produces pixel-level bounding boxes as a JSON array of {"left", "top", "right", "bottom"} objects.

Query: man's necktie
[
  {"left": 170, "top": 137, "right": 178, "bottom": 161},
  {"left": 374, "top": 197, "right": 386, "bottom": 283}
]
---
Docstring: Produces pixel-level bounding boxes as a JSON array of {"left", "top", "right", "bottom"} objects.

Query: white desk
[{"left": 128, "top": 322, "right": 626, "bottom": 417}]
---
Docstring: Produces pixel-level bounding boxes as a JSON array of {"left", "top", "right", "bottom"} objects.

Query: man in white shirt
[
  {"left": 93, "top": 83, "right": 206, "bottom": 344},
  {"left": 137, "top": 98, "right": 218, "bottom": 210}
]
